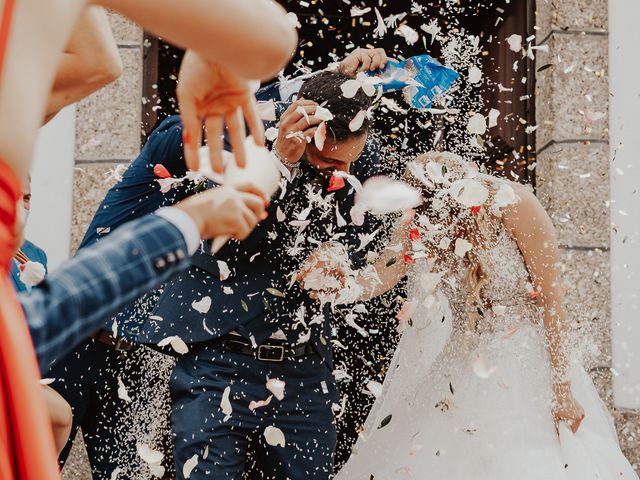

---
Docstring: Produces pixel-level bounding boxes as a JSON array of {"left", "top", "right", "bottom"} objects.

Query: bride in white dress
[{"left": 300, "top": 151, "right": 638, "bottom": 480}]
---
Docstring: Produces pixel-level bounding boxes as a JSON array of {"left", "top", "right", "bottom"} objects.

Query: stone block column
[
  {"left": 536, "top": 0, "right": 639, "bottom": 470},
  {"left": 63, "top": 12, "right": 144, "bottom": 480}
]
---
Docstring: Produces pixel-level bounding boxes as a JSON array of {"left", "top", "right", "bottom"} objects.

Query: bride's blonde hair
[{"left": 407, "top": 151, "right": 497, "bottom": 330}]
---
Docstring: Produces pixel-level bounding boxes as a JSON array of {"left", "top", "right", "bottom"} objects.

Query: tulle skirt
[{"left": 337, "top": 311, "right": 638, "bottom": 480}]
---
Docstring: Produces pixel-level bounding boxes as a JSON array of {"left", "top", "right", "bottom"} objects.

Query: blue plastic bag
[{"left": 370, "top": 54, "right": 459, "bottom": 109}]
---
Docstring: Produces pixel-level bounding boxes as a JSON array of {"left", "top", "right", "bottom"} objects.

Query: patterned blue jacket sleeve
[{"left": 19, "top": 214, "right": 191, "bottom": 370}]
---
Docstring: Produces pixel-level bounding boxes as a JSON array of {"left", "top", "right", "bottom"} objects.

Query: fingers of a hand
[
  {"left": 244, "top": 97, "right": 265, "bottom": 147},
  {"left": 370, "top": 52, "right": 386, "bottom": 71},
  {"left": 372, "top": 48, "right": 388, "bottom": 64},
  {"left": 291, "top": 117, "right": 323, "bottom": 133},
  {"left": 178, "top": 97, "right": 202, "bottom": 171},
  {"left": 234, "top": 182, "right": 267, "bottom": 201},
  {"left": 204, "top": 116, "right": 224, "bottom": 173},
  {"left": 238, "top": 192, "right": 267, "bottom": 218},
  {"left": 378, "top": 49, "right": 389, "bottom": 69},
  {"left": 228, "top": 209, "right": 252, "bottom": 240},
  {"left": 303, "top": 126, "right": 318, "bottom": 142},
  {"left": 226, "top": 110, "right": 246, "bottom": 169},
  {"left": 238, "top": 206, "right": 259, "bottom": 238},
  {"left": 359, "top": 53, "right": 372, "bottom": 72}
]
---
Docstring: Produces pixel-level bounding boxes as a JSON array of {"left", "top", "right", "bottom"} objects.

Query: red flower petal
[
  {"left": 470, "top": 206, "right": 481, "bottom": 215},
  {"left": 328, "top": 175, "right": 346, "bottom": 192},
  {"left": 153, "top": 164, "right": 171, "bottom": 179},
  {"left": 403, "top": 254, "right": 414, "bottom": 265},
  {"left": 409, "top": 228, "right": 421, "bottom": 241}
]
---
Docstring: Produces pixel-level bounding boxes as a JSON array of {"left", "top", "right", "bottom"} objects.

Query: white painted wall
[
  {"left": 25, "top": 106, "right": 76, "bottom": 272},
  {"left": 610, "top": 0, "right": 640, "bottom": 408}
]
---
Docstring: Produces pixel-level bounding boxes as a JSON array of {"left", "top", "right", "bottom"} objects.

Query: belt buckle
[{"left": 257, "top": 345, "right": 285, "bottom": 362}]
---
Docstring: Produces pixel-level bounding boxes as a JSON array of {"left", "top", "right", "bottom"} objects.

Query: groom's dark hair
[{"left": 298, "top": 71, "right": 373, "bottom": 142}]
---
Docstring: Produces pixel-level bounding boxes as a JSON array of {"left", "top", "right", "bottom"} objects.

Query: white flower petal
[
  {"left": 182, "top": 454, "right": 199, "bottom": 479},
  {"left": 315, "top": 105, "right": 334, "bottom": 122},
  {"left": 506, "top": 34, "right": 522, "bottom": 52},
  {"left": 265, "top": 127, "right": 279, "bottom": 142},
  {"left": 19, "top": 261, "right": 46, "bottom": 287},
  {"left": 350, "top": 6, "right": 371, "bottom": 16},
  {"left": 170, "top": 336, "right": 189, "bottom": 355},
  {"left": 488, "top": 108, "right": 501, "bottom": 128},
  {"left": 314, "top": 121, "right": 327, "bottom": 151},
  {"left": 221, "top": 386, "right": 232, "bottom": 421},
  {"left": 454, "top": 238, "right": 473, "bottom": 258},
  {"left": 340, "top": 79, "right": 361, "bottom": 99},
  {"left": 249, "top": 395, "right": 273, "bottom": 412},
  {"left": 467, "top": 113, "right": 487, "bottom": 135},
  {"left": 395, "top": 24, "right": 419, "bottom": 45},
  {"left": 349, "top": 110, "right": 367, "bottom": 132},
  {"left": 374, "top": 7, "right": 387, "bottom": 36},
  {"left": 448, "top": 179, "right": 489, "bottom": 207},
  {"left": 263, "top": 426, "right": 286, "bottom": 447},
  {"left": 266, "top": 378, "right": 286, "bottom": 400},
  {"left": 217, "top": 260, "right": 231, "bottom": 281},
  {"left": 136, "top": 443, "right": 164, "bottom": 465},
  {"left": 468, "top": 66, "right": 482, "bottom": 84},
  {"left": 191, "top": 296, "right": 212, "bottom": 314},
  {"left": 356, "top": 176, "right": 422, "bottom": 215},
  {"left": 117, "top": 377, "right": 132, "bottom": 403},
  {"left": 493, "top": 183, "right": 519, "bottom": 211}
]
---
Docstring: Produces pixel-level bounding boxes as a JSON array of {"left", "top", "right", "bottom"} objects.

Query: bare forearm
[
  {"left": 45, "top": 6, "right": 122, "bottom": 121},
  {"left": 356, "top": 224, "right": 411, "bottom": 301},
  {"left": 94, "top": 0, "right": 297, "bottom": 80},
  {"left": 503, "top": 185, "right": 573, "bottom": 383}
]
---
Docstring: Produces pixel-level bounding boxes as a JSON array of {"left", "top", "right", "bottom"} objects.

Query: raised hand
[
  {"left": 174, "top": 184, "right": 267, "bottom": 241},
  {"left": 297, "top": 242, "right": 352, "bottom": 299},
  {"left": 552, "top": 382, "right": 586, "bottom": 434},
  {"left": 177, "top": 50, "right": 265, "bottom": 174},
  {"left": 273, "top": 99, "right": 322, "bottom": 168},
  {"left": 338, "top": 47, "right": 389, "bottom": 77}
]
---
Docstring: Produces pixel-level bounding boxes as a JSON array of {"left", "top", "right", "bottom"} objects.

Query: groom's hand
[{"left": 274, "top": 99, "right": 322, "bottom": 168}]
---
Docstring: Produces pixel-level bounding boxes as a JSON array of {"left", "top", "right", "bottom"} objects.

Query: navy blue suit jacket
[{"left": 80, "top": 84, "right": 385, "bottom": 366}]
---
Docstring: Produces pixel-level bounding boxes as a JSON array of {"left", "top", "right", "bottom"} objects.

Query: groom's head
[{"left": 297, "top": 71, "right": 373, "bottom": 175}]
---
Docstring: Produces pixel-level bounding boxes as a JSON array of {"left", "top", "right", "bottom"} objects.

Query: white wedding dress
[{"left": 337, "top": 216, "right": 638, "bottom": 480}]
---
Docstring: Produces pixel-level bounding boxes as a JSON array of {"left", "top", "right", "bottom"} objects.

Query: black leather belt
[
  {"left": 208, "top": 335, "right": 313, "bottom": 362},
  {"left": 93, "top": 330, "right": 136, "bottom": 352}
]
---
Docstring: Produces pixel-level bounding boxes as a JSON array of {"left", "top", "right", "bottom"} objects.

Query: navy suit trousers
[{"left": 170, "top": 347, "right": 339, "bottom": 480}]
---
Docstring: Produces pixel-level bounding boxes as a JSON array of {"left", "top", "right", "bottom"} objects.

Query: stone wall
[
  {"left": 536, "top": 0, "right": 640, "bottom": 471},
  {"left": 63, "top": 12, "right": 143, "bottom": 480}
]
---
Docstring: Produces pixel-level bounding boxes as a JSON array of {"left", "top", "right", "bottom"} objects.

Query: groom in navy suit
[{"left": 51, "top": 51, "right": 388, "bottom": 479}]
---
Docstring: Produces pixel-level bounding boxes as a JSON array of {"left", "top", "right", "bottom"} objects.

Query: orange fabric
[
  {"left": 0, "top": 161, "right": 60, "bottom": 480},
  {"left": 0, "top": 1, "right": 65, "bottom": 478}
]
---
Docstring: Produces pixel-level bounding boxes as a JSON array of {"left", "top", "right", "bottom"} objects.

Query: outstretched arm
[
  {"left": 502, "top": 183, "right": 585, "bottom": 433},
  {"left": 355, "top": 221, "right": 412, "bottom": 301},
  {"left": 299, "top": 220, "right": 411, "bottom": 303},
  {"left": 44, "top": 6, "right": 122, "bottom": 124},
  {"left": 95, "top": 0, "right": 297, "bottom": 81}
]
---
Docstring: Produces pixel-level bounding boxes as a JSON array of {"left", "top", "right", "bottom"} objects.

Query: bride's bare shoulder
[{"left": 501, "top": 180, "right": 554, "bottom": 236}]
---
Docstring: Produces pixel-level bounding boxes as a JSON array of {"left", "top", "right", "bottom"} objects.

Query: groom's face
[{"left": 302, "top": 132, "right": 368, "bottom": 177}]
